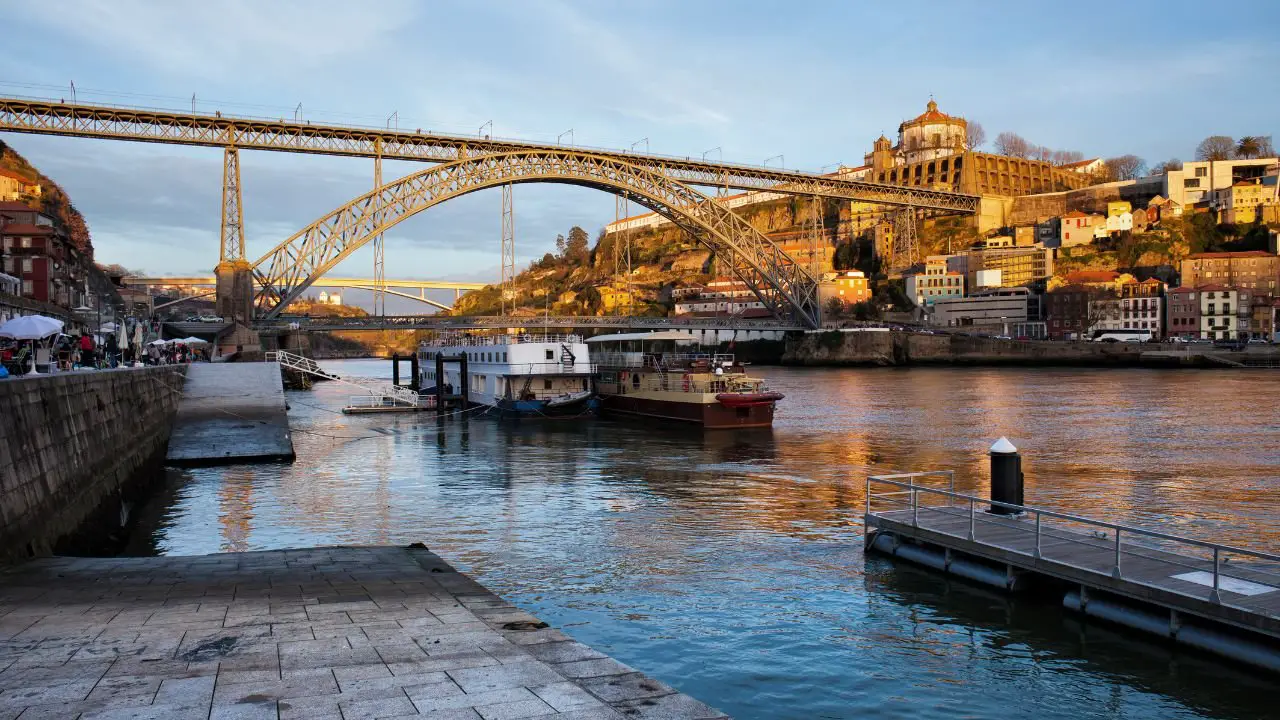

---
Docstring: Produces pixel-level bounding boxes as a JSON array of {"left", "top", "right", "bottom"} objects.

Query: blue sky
[{"left": 2, "top": 0, "right": 1277, "bottom": 309}]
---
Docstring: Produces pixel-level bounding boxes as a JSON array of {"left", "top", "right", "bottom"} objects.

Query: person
[
  {"left": 105, "top": 332, "right": 119, "bottom": 369},
  {"left": 147, "top": 344, "right": 160, "bottom": 365},
  {"left": 79, "top": 333, "right": 95, "bottom": 369}
]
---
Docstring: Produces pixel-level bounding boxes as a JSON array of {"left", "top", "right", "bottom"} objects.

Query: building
[
  {"left": 905, "top": 256, "right": 965, "bottom": 308},
  {"left": 1035, "top": 217, "right": 1061, "bottom": 247},
  {"left": 1059, "top": 158, "right": 1105, "bottom": 176},
  {"left": 0, "top": 221, "right": 85, "bottom": 307},
  {"left": 1197, "top": 285, "right": 1239, "bottom": 340},
  {"left": 1146, "top": 195, "right": 1183, "bottom": 223},
  {"left": 866, "top": 100, "right": 1091, "bottom": 197},
  {"left": 1180, "top": 251, "right": 1279, "bottom": 295},
  {"left": 316, "top": 291, "right": 343, "bottom": 306},
  {"left": 819, "top": 270, "right": 871, "bottom": 309},
  {"left": 1105, "top": 201, "right": 1133, "bottom": 234},
  {"left": 1162, "top": 158, "right": 1277, "bottom": 207},
  {"left": 1213, "top": 179, "right": 1274, "bottom": 224},
  {"left": 1059, "top": 211, "right": 1106, "bottom": 247},
  {"left": 775, "top": 237, "right": 834, "bottom": 275},
  {"left": 1247, "top": 291, "right": 1275, "bottom": 339},
  {"left": 965, "top": 246, "right": 1053, "bottom": 290},
  {"left": 1165, "top": 287, "right": 1201, "bottom": 339},
  {"left": 1117, "top": 278, "right": 1165, "bottom": 339},
  {"left": 672, "top": 278, "right": 764, "bottom": 316},
  {"left": 0, "top": 169, "right": 41, "bottom": 202},
  {"left": 928, "top": 287, "right": 1042, "bottom": 336},
  {"left": 1045, "top": 285, "right": 1096, "bottom": 340}
]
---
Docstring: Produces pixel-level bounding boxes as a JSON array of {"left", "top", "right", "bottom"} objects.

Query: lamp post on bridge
[
  {"left": 631, "top": 138, "right": 649, "bottom": 155},
  {"left": 294, "top": 103, "right": 302, "bottom": 123},
  {"left": 764, "top": 154, "right": 784, "bottom": 169},
  {"left": 479, "top": 120, "right": 492, "bottom": 140},
  {"left": 557, "top": 129, "right": 574, "bottom": 146}
]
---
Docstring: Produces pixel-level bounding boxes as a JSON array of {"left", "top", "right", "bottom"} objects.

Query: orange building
[{"left": 819, "top": 271, "right": 871, "bottom": 309}]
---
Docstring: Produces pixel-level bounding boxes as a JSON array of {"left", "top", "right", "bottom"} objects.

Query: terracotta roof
[
  {"left": 0, "top": 168, "right": 36, "bottom": 184},
  {"left": 1168, "top": 286, "right": 1196, "bottom": 294},
  {"left": 0, "top": 201, "right": 37, "bottom": 212},
  {"left": 1064, "top": 270, "right": 1119, "bottom": 284},
  {"left": 904, "top": 100, "right": 960, "bottom": 126},
  {"left": 1059, "top": 158, "right": 1101, "bottom": 170},
  {"left": 1195, "top": 284, "right": 1232, "bottom": 292},
  {"left": 0, "top": 223, "right": 54, "bottom": 235},
  {"left": 1232, "top": 179, "right": 1262, "bottom": 187},
  {"left": 1061, "top": 210, "right": 1094, "bottom": 219},
  {"left": 1187, "top": 251, "right": 1274, "bottom": 259}
]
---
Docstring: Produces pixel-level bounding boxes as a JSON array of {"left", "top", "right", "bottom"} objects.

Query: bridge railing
[{"left": 262, "top": 315, "right": 801, "bottom": 332}]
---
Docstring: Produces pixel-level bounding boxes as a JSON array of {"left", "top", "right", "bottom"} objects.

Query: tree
[
  {"left": 564, "top": 226, "right": 590, "bottom": 264},
  {"left": 1236, "top": 135, "right": 1275, "bottom": 159},
  {"left": 824, "top": 297, "right": 845, "bottom": 320},
  {"left": 1103, "top": 155, "right": 1147, "bottom": 181},
  {"left": 1152, "top": 158, "right": 1183, "bottom": 174},
  {"left": 994, "top": 132, "right": 1030, "bottom": 158},
  {"left": 554, "top": 234, "right": 566, "bottom": 257},
  {"left": 966, "top": 121, "right": 986, "bottom": 150},
  {"left": 1195, "top": 136, "right": 1235, "bottom": 161},
  {"left": 1050, "top": 149, "right": 1085, "bottom": 166}
]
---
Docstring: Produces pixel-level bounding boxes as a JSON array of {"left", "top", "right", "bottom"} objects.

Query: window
[
  {"left": 544, "top": 379, "right": 553, "bottom": 390},
  {"left": 1194, "top": 167, "right": 1207, "bottom": 177},
  {"left": 21, "top": 258, "right": 32, "bottom": 272},
  {"left": 545, "top": 349, "right": 555, "bottom": 361},
  {"left": 22, "top": 280, "right": 32, "bottom": 295},
  {"left": 1185, "top": 179, "right": 1200, "bottom": 188}
]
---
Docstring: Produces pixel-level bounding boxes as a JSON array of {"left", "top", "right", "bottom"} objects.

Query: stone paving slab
[{"left": 0, "top": 546, "right": 728, "bottom": 719}]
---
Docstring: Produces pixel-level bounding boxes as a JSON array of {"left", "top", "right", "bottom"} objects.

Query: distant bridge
[
  {"left": 253, "top": 315, "right": 803, "bottom": 333},
  {"left": 126, "top": 275, "right": 485, "bottom": 311}
]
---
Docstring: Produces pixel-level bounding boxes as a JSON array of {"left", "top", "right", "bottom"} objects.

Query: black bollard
[
  {"left": 409, "top": 352, "right": 420, "bottom": 392},
  {"left": 989, "top": 436, "right": 1023, "bottom": 515},
  {"left": 391, "top": 353, "right": 401, "bottom": 387}
]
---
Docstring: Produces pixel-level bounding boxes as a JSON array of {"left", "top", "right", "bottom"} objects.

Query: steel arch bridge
[{"left": 250, "top": 150, "right": 822, "bottom": 327}]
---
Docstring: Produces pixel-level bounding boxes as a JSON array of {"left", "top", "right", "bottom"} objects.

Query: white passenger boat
[{"left": 416, "top": 333, "right": 596, "bottom": 418}]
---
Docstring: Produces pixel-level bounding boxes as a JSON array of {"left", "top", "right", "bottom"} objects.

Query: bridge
[
  {"left": 125, "top": 276, "right": 486, "bottom": 311},
  {"left": 0, "top": 95, "right": 982, "bottom": 329},
  {"left": 255, "top": 315, "right": 803, "bottom": 333}
]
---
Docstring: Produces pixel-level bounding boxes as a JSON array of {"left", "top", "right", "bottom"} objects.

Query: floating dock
[
  {"left": 165, "top": 363, "right": 295, "bottom": 465},
  {"left": 865, "top": 471, "right": 1280, "bottom": 673},
  {"left": 0, "top": 546, "right": 726, "bottom": 719}
]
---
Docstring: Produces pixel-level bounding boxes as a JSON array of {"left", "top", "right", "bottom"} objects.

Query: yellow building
[
  {"left": 819, "top": 271, "right": 872, "bottom": 308},
  {"left": 595, "top": 285, "right": 635, "bottom": 313},
  {"left": 1216, "top": 179, "right": 1273, "bottom": 224},
  {"left": 1106, "top": 201, "right": 1132, "bottom": 218}
]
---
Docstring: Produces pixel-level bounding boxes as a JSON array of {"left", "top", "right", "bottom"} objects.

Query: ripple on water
[{"left": 132, "top": 362, "right": 1280, "bottom": 720}]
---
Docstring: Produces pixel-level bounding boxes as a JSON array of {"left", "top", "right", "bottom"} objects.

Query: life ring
[{"left": 682, "top": 373, "right": 691, "bottom": 392}]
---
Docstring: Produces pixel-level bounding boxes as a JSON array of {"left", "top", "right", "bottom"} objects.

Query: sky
[{"left": 2, "top": 0, "right": 1278, "bottom": 311}]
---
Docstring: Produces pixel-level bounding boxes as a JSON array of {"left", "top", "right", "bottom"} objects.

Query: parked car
[
  {"left": 1246, "top": 337, "right": 1270, "bottom": 345},
  {"left": 185, "top": 315, "right": 200, "bottom": 322},
  {"left": 198, "top": 315, "right": 224, "bottom": 323}
]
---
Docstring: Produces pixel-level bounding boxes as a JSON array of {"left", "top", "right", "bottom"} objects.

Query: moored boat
[
  {"left": 417, "top": 333, "right": 597, "bottom": 418},
  {"left": 587, "top": 331, "right": 782, "bottom": 429}
]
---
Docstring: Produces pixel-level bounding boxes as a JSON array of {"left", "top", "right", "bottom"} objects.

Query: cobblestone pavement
[{"left": 0, "top": 546, "right": 728, "bottom": 719}]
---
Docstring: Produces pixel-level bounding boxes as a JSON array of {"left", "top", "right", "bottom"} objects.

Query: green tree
[
  {"left": 1185, "top": 212, "right": 1223, "bottom": 254},
  {"left": 564, "top": 226, "right": 590, "bottom": 264},
  {"left": 1195, "top": 136, "right": 1235, "bottom": 161},
  {"left": 1234, "top": 136, "right": 1274, "bottom": 159},
  {"left": 824, "top": 297, "right": 845, "bottom": 320}
]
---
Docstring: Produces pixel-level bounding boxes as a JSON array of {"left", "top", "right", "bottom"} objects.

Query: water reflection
[{"left": 131, "top": 361, "right": 1280, "bottom": 719}]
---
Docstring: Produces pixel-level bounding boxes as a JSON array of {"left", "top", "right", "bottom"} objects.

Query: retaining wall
[
  {"left": 782, "top": 331, "right": 1147, "bottom": 366},
  {"left": 0, "top": 366, "right": 187, "bottom": 563}
]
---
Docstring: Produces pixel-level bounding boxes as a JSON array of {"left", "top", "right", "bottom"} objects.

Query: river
[{"left": 131, "top": 361, "right": 1280, "bottom": 719}]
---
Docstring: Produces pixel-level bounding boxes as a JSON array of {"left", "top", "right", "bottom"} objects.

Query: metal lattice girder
[
  {"left": 220, "top": 147, "right": 245, "bottom": 262},
  {"left": 0, "top": 98, "right": 979, "bottom": 213},
  {"left": 249, "top": 150, "right": 823, "bottom": 328}
]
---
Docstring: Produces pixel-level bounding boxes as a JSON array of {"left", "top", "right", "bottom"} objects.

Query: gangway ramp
[
  {"left": 166, "top": 363, "right": 296, "bottom": 465},
  {"left": 265, "top": 350, "right": 427, "bottom": 412}
]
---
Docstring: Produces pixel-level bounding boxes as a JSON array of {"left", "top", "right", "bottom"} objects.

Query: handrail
[
  {"left": 267, "top": 350, "right": 421, "bottom": 406},
  {"left": 866, "top": 473, "right": 1280, "bottom": 564}
]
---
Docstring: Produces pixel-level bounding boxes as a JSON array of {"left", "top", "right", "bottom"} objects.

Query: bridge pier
[{"left": 214, "top": 260, "right": 255, "bottom": 325}]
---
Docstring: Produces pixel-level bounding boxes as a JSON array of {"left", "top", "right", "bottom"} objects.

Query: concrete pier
[
  {"left": 0, "top": 546, "right": 727, "bottom": 719},
  {"left": 166, "top": 363, "right": 295, "bottom": 466}
]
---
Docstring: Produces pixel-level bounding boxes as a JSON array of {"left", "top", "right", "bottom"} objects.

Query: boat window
[
  {"left": 545, "top": 349, "right": 555, "bottom": 361},
  {"left": 502, "top": 352, "right": 507, "bottom": 362},
  {"left": 582, "top": 378, "right": 588, "bottom": 390},
  {"left": 632, "top": 373, "right": 640, "bottom": 389},
  {"left": 544, "top": 378, "right": 553, "bottom": 390}
]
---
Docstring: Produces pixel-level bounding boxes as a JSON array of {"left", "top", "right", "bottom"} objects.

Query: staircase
[
  {"left": 265, "top": 351, "right": 422, "bottom": 407},
  {"left": 560, "top": 344, "right": 576, "bottom": 367}
]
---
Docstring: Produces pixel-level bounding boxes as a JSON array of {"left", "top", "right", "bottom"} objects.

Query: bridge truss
[
  {"left": 0, "top": 98, "right": 979, "bottom": 213},
  {"left": 251, "top": 150, "right": 824, "bottom": 327}
]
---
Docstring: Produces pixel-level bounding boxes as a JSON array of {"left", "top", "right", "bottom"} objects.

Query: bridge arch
[{"left": 250, "top": 150, "right": 820, "bottom": 327}]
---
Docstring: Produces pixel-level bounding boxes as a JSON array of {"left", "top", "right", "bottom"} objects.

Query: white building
[
  {"left": 1163, "top": 158, "right": 1278, "bottom": 207},
  {"left": 905, "top": 255, "right": 965, "bottom": 308},
  {"left": 1198, "top": 285, "right": 1238, "bottom": 340},
  {"left": 929, "top": 287, "right": 1043, "bottom": 337},
  {"left": 673, "top": 278, "right": 765, "bottom": 316}
]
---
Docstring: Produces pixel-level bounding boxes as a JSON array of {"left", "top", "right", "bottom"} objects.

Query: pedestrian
[
  {"left": 78, "top": 333, "right": 95, "bottom": 369},
  {"left": 105, "top": 331, "right": 119, "bottom": 369}
]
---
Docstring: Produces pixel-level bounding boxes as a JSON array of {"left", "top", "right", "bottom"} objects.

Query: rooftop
[
  {"left": 1187, "top": 251, "right": 1275, "bottom": 259},
  {"left": 903, "top": 99, "right": 962, "bottom": 127},
  {"left": 1063, "top": 270, "right": 1120, "bottom": 284},
  {"left": 0, "top": 222, "right": 54, "bottom": 235}
]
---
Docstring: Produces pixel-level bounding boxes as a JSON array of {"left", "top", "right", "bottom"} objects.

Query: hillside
[
  {"left": 0, "top": 140, "right": 93, "bottom": 257},
  {"left": 452, "top": 194, "right": 873, "bottom": 317}
]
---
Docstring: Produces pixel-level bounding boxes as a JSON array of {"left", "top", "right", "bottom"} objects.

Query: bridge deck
[{"left": 166, "top": 363, "right": 295, "bottom": 465}]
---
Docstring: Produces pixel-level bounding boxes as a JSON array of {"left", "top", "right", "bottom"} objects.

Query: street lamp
[
  {"left": 702, "top": 147, "right": 721, "bottom": 162},
  {"left": 293, "top": 103, "right": 302, "bottom": 123},
  {"left": 631, "top": 138, "right": 649, "bottom": 154},
  {"left": 764, "top": 154, "right": 784, "bottom": 169},
  {"left": 479, "top": 120, "right": 493, "bottom": 139},
  {"left": 557, "top": 129, "right": 574, "bottom": 146}
]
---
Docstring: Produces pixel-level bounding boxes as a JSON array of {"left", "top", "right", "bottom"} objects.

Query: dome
[{"left": 905, "top": 99, "right": 960, "bottom": 126}]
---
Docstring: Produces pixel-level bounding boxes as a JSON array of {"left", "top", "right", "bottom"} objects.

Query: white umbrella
[
  {"left": 132, "top": 323, "right": 143, "bottom": 347},
  {"left": 116, "top": 323, "right": 127, "bottom": 366},
  {"left": 148, "top": 338, "right": 172, "bottom": 346},
  {"left": 180, "top": 336, "right": 210, "bottom": 344},
  {"left": 100, "top": 322, "right": 118, "bottom": 332},
  {"left": 0, "top": 315, "right": 64, "bottom": 340},
  {"left": 0, "top": 315, "right": 64, "bottom": 376}
]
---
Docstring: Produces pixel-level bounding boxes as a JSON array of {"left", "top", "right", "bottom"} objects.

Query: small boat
[{"left": 715, "top": 391, "right": 785, "bottom": 408}]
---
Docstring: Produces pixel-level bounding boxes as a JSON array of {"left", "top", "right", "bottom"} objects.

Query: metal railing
[
  {"left": 866, "top": 472, "right": 1280, "bottom": 609},
  {"left": 266, "top": 350, "right": 422, "bottom": 407},
  {"left": 418, "top": 333, "right": 584, "bottom": 347},
  {"left": 256, "top": 315, "right": 802, "bottom": 333}
]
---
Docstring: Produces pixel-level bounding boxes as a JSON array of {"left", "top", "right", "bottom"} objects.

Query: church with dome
[{"left": 866, "top": 99, "right": 970, "bottom": 170}]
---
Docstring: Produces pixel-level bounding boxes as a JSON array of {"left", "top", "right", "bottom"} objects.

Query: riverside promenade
[{"left": 0, "top": 546, "right": 726, "bottom": 719}]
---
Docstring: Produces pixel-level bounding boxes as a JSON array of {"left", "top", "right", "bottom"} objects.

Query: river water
[{"left": 134, "top": 361, "right": 1280, "bottom": 719}]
